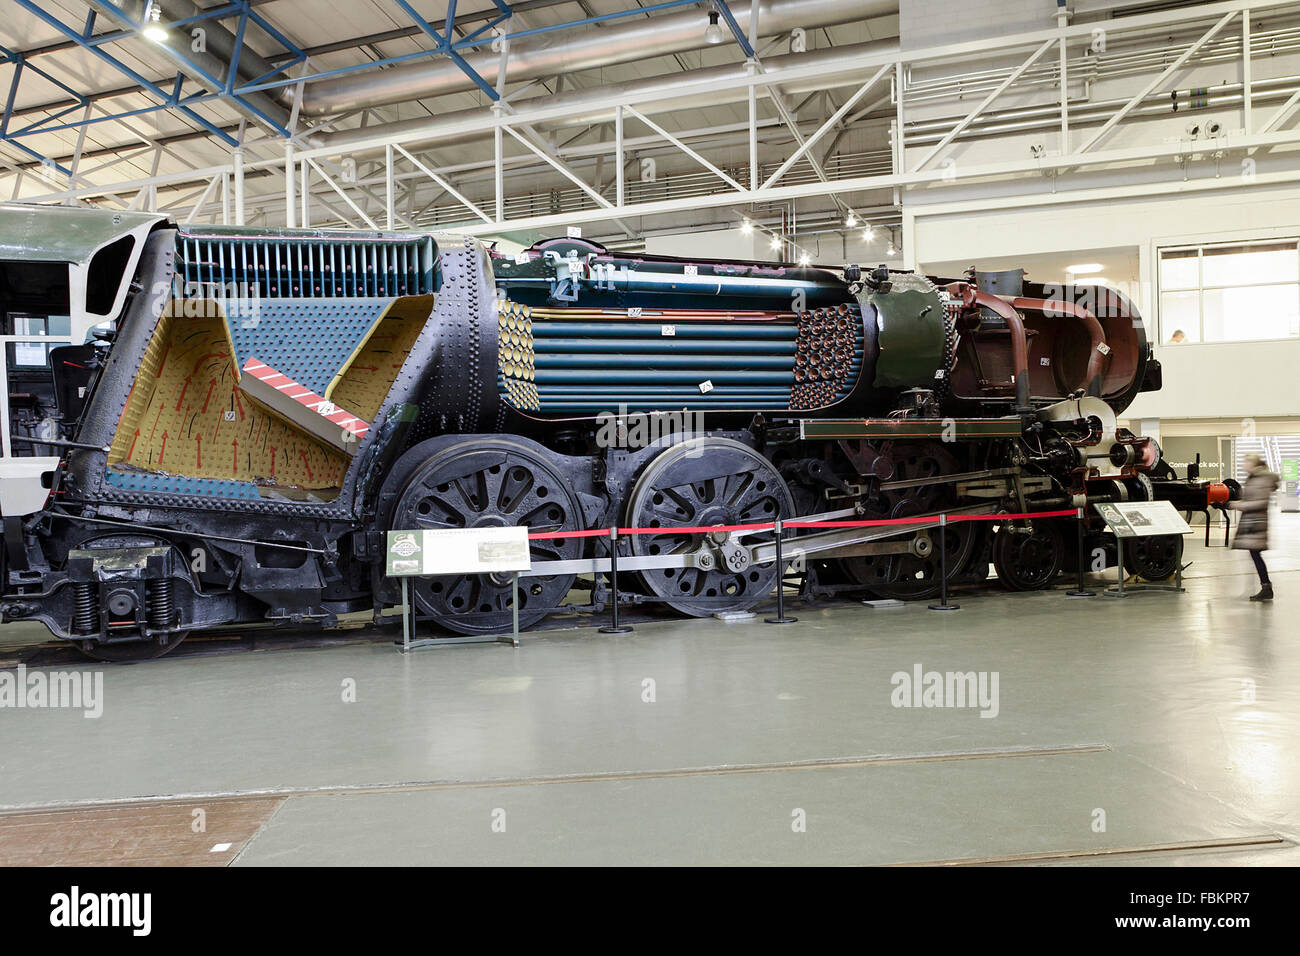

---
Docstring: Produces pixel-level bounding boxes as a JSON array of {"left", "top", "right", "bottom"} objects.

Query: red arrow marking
[
  {"left": 233, "top": 388, "right": 245, "bottom": 420},
  {"left": 299, "top": 450, "right": 313, "bottom": 481},
  {"left": 200, "top": 378, "right": 216, "bottom": 413},
  {"left": 159, "top": 431, "right": 169, "bottom": 466},
  {"left": 175, "top": 376, "right": 191, "bottom": 410},
  {"left": 157, "top": 343, "right": 172, "bottom": 377},
  {"left": 148, "top": 406, "right": 163, "bottom": 445},
  {"left": 195, "top": 435, "right": 202, "bottom": 468},
  {"left": 231, "top": 440, "right": 239, "bottom": 475},
  {"left": 127, "top": 429, "right": 140, "bottom": 459}
]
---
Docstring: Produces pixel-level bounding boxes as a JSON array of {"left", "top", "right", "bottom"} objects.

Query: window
[
  {"left": 1158, "top": 240, "right": 1300, "bottom": 344},
  {"left": 5, "top": 312, "right": 71, "bottom": 369}
]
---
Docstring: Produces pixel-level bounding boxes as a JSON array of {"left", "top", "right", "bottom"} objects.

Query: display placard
[
  {"left": 386, "top": 527, "right": 532, "bottom": 577},
  {"left": 1093, "top": 500, "right": 1192, "bottom": 539}
]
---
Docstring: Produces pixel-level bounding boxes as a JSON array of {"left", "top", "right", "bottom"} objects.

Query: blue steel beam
[
  {"left": 9, "top": 0, "right": 239, "bottom": 146},
  {"left": 713, "top": 2, "right": 758, "bottom": 60},
  {"left": 391, "top": 0, "right": 500, "bottom": 101},
  {"left": 3, "top": 0, "right": 726, "bottom": 152},
  {"left": 82, "top": 0, "right": 290, "bottom": 135},
  {"left": 228, "top": 0, "right": 707, "bottom": 99}
]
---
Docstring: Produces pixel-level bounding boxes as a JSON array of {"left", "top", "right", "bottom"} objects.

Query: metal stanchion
[
  {"left": 1105, "top": 536, "right": 1128, "bottom": 599},
  {"left": 928, "top": 513, "right": 959, "bottom": 611},
  {"left": 765, "top": 518, "right": 798, "bottom": 624},
  {"left": 509, "top": 572, "right": 521, "bottom": 646},
  {"left": 401, "top": 577, "right": 413, "bottom": 651},
  {"left": 599, "top": 526, "right": 633, "bottom": 634},
  {"left": 1066, "top": 506, "right": 1096, "bottom": 598}
]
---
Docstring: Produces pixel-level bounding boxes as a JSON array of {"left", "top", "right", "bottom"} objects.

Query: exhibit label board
[
  {"left": 386, "top": 527, "right": 532, "bottom": 577},
  {"left": 1092, "top": 500, "right": 1193, "bottom": 538}
]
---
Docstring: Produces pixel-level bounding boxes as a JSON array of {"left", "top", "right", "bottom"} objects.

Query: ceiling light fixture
[
  {"left": 740, "top": 219, "right": 752, "bottom": 234},
  {"left": 1066, "top": 263, "right": 1103, "bottom": 274},
  {"left": 845, "top": 213, "right": 857, "bottom": 228},
  {"left": 142, "top": 0, "right": 168, "bottom": 42},
  {"left": 705, "top": 10, "right": 725, "bottom": 44},
  {"left": 769, "top": 235, "right": 782, "bottom": 251},
  {"left": 861, "top": 225, "right": 873, "bottom": 241},
  {"left": 799, "top": 253, "right": 810, "bottom": 266}
]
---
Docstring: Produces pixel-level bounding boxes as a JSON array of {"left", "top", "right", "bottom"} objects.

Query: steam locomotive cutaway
[{"left": 0, "top": 207, "right": 1230, "bottom": 660}]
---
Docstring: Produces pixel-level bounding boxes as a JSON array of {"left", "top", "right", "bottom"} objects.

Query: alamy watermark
[
  {"left": 890, "top": 663, "right": 1000, "bottom": 718},
  {"left": 50, "top": 887, "right": 150, "bottom": 936},
  {"left": 594, "top": 404, "right": 707, "bottom": 456},
  {"left": 0, "top": 665, "right": 103, "bottom": 718}
]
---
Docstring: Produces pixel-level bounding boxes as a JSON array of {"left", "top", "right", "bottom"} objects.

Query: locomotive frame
[{"left": 0, "top": 206, "right": 1230, "bottom": 660}]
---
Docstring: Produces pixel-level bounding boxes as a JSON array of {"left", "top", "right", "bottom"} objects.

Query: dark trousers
[{"left": 1250, "top": 550, "right": 1270, "bottom": 586}]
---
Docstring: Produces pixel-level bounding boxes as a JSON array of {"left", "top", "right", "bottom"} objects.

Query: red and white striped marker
[{"left": 241, "top": 358, "right": 369, "bottom": 445}]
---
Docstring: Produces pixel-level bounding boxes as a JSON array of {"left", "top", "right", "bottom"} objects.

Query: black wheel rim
[
  {"left": 993, "top": 523, "right": 1064, "bottom": 590},
  {"left": 1125, "top": 534, "right": 1182, "bottom": 581},
  {"left": 391, "top": 440, "right": 584, "bottom": 634},
  {"left": 626, "top": 437, "right": 792, "bottom": 617},
  {"left": 839, "top": 441, "right": 970, "bottom": 599}
]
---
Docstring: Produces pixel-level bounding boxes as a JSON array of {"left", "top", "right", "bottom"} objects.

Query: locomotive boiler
[{"left": 0, "top": 206, "right": 1227, "bottom": 660}]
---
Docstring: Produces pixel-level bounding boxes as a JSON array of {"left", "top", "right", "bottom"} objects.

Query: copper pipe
[
  {"left": 1010, "top": 296, "right": 1109, "bottom": 396},
  {"left": 953, "top": 283, "right": 1031, "bottom": 409}
]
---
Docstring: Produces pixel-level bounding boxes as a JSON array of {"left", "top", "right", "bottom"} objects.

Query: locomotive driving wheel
[
  {"left": 390, "top": 438, "right": 586, "bottom": 634},
  {"left": 1124, "top": 534, "right": 1184, "bottom": 582},
  {"left": 838, "top": 441, "right": 975, "bottom": 600},
  {"left": 625, "top": 437, "right": 793, "bottom": 617},
  {"left": 992, "top": 521, "right": 1065, "bottom": 591}
]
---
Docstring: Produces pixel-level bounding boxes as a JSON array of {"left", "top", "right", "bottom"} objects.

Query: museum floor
[{"left": 2, "top": 518, "right": 1297, "bottom": 866}]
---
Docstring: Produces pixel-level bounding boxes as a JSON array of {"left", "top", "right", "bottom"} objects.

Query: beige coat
[{"left": 1230, "top": 468, "right": 1278, "bottom": 551}]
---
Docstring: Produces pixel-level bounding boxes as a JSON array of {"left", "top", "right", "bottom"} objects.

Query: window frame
[{"left": 1157, "top": 238, "right": 1300, "bottom": 345}]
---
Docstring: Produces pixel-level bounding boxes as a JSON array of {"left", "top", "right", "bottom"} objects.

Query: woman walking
[{"left": 1230, "top": 453, "right": 1279, "bottom": 601}]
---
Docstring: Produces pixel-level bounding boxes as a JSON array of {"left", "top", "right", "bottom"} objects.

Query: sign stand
[
  {"left": 1093, "top": 501, "right": 1191, "bottom": 600},
  {"left": 390, "top": 527, "right": 529, "bottom": 652}
]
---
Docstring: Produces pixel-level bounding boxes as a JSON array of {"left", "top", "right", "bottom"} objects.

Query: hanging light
[
  {"left": 861, "top": 225, "right": 873, "bottom": 241},
  {"left": 705, "top": 10, "right": 726, "bottom": 44},
  {"left": 740, "top": 218, "right": 753, "bottom": 234},
  {"left": 799, "top": 253, "right": 811, "bottom": 266},
  {"left": 142, "top": 0, "right": 168, "bottom": 42},
  {"left": 845, "top": 213, "right": 857, "bottom": 228},
  {"left": 769, "top": 235, "right": 782, "bottom": 251}
]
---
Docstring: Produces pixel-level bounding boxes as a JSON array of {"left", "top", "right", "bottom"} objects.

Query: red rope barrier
[
  {"left": 527, "top": 508, "right": 1078, "bottom": 540},
  {"left": 784, "top": 516, "right": 933, "bottom": 529}
]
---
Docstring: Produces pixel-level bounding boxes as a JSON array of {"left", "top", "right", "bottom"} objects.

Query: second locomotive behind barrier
[{"left": 0, "top": 208, "right": 1232, "bottom": 660}]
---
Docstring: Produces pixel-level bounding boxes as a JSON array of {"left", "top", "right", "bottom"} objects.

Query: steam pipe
[
  {"left": 1010, "top": 297, "right": 1109, "bottom": 397},
  {"left": 949, "top": 283, "right": 1031, "bottom": 412}
]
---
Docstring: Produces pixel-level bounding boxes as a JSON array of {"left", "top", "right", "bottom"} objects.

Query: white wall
[{"left": 910, "top": 182, "right": 1300, "bottom": 423}]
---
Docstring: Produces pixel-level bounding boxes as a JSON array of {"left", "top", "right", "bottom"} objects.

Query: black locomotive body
[{"left": 0, "top": 208, "right": 1228, "bottom": 659}]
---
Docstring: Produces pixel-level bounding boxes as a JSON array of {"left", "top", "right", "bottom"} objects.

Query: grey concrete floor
[{"left": 1, "top": 518, "right": 1297, "bottom": 866}]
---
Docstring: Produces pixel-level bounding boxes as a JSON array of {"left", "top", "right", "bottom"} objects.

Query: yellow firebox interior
[
  {"left": 325, "top": 293, "right": 431, "bottom": 423},
  {"left": 107, "top": 302, "right": 349, "bottom": 494}
]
